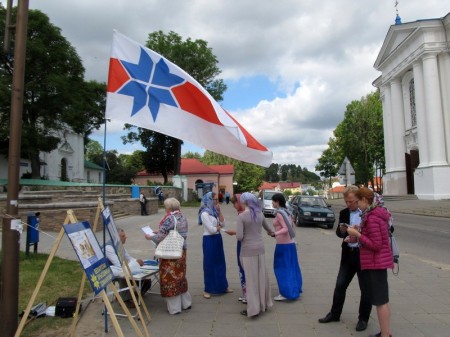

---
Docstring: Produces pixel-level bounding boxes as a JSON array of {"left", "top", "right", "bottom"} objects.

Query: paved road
[{"left": 10, "top": 200, "right": 450, "bottom": 336}]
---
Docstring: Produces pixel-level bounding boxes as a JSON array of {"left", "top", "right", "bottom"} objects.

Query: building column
[
  {"left": 422, "top": 53, "right": 447, "bottom": 165},
  {"left": 390, "top": 78, "right": 406, "bottom": 171},
  {"left": 438, "top": 52, "right": 450, "bottom": 163},
  {"left": 412, "top": 60, "right": 429, "bottom": 166},
  {"left": 381, "top": 84, "right": 395, "bottom": 172}
]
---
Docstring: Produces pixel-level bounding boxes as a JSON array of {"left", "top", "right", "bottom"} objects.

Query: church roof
[{"left": 84, "top": 160, "right": 103, "bottom": 170}]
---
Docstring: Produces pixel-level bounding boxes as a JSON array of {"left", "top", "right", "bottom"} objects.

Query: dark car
[{"left": 291, "top": 196, "right": 335, "bottom": 229}]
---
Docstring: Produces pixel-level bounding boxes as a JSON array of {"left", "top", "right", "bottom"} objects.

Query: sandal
[
  {"left": 203, "top": 293, "right": 211, "bottom": 299},
  {"left": 226, "top": 288, "right": 234, "bottom": 293}
]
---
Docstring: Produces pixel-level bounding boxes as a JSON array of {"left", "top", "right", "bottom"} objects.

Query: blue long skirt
[
  {"left": 274, "top": 243, "right": 303, "bottom": 299},
  {"left": 203, "top": 234, "right": 228, "bottom": 294}
]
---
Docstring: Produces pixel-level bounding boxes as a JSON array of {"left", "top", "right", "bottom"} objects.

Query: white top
[
  {"left": 105, "top": 245, "right": 140, "bottom": 278},
  {"left": 201, "top": 212, "right": 225, "bottom": 236}
]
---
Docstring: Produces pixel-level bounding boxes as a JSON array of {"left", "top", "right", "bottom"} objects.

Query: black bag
[{"left": 55, "top": 297, "right": 78, "bottom": 318}]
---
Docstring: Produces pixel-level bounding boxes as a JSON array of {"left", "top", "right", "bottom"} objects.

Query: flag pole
[{"left": 102, "top": 116, "right": 109, "bottom": 332}]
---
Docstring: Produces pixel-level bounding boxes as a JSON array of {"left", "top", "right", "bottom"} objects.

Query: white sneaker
[{"left": 274, "top": 294, "right": 287, "bottom": 301}]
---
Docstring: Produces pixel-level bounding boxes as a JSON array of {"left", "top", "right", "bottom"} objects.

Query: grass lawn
[{"left": 15, "top": 252, "right": 91, "bottom": 337}]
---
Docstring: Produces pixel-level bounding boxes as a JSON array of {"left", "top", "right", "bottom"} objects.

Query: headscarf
[
  {"left": 361, "top": 192, "right": 392, "bottom": 226},
  {"left": 240, "top": 192, "right": 261, "bottom": 222},
  {"left": 199, "top": 192, "right": 218, "bottom": 218},
  {"left": 231, "top": 193, "right": 245, "bottom": 214}
]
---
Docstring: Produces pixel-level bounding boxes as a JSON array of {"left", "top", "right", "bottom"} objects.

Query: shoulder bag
[{"left": 154, "top": 215, "right": 185, "bottom": 259}]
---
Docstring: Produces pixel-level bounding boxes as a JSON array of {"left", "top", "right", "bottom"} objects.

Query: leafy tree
[
  {"left": 315, "top": 138, "right": 341, "bottom": 188},
  {"left": 0, "top": 8, "right": 105, "bottom": 178},
  {"left": 334, "top": 91, "right": 384, "bottom": 187},
  {"left": 201, "top": 150, "right": 264, "bottom": 192},
  {"left": 85, "top": 139, "right": 103, "bottom": 162},
  {"left": 264, "top": 163, "right": 280, "bottom": 182},
  {"left": 124, "top": 31, "right": 226, "bottom": 180},
  {"left": 182, "top": 151, "right": 202, "bottom": 159}
]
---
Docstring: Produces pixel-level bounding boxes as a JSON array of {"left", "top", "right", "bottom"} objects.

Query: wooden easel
[
  {"left": 14, "top": 207, "right": 149, "bottom": 337},
  {"left": 96, "top": 198, "right": 152, "bottom": 336}
]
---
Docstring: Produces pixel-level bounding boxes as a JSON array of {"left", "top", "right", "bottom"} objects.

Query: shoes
[
  {"left": 318, "top": 312, "right": 340, "bottom": 323},
  {"left": 355, "top": 320, "right": 368, "bottom": 331},
  {"left": 274, "top": 294, "right": 287, "bottom": 301},
  {"left": 369, "top": 333, "right": 392, "bottom": 337},
  {"left": 238, "top": 297, "right": 247, "bottom": 303},
  {"left": 240, "top": 310, "right": 247, "bottom": 316},
  {"left": 203, "top": 293, "right": 211, "bottom": 299},
  {"left": 226, "top": 288, "right": 234, "bottom": 293},
  {"left": 184, "top": 306, "right": 192, "bottom": 310}
]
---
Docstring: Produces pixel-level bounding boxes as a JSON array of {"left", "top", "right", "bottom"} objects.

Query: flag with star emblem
[{"left": 106, "top": 30, "right": 272, "bottom": 167}]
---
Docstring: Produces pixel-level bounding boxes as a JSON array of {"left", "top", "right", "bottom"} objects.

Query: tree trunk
[
  {"left": 173, "top": 139, "right": 182, "bottom": 175},
  {"left": 30, "top": 153, "right": 41, "bottom": 179}
]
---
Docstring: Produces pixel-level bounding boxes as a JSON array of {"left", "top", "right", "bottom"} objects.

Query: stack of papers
[{"left": 141, "top": 226, "right": 156, "bottom": 236}]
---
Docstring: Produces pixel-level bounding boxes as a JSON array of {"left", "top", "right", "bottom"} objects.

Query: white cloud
[{"left": 29, "top": 0, "right": 450, "bottom": 171}]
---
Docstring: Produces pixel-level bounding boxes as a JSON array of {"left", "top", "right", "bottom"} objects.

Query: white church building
[{"left": 373, "top": 12, "right": 450, "bottom": 200}]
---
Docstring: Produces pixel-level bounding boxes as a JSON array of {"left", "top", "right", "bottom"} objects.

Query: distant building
[
  {"left": 134, "top": 158, "right": 234, "bottom": 196},
  {"left": 0, "top": 131, "right": 102, "bottom": 183},
  {"left": 258, "top": 181, "right": 302, "bottom": 194},
  {"left": 373, "top": 12, "right": 450, "bottom": 200}
]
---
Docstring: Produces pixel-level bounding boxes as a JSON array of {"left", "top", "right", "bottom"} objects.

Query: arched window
[{"left": 409, "top": 78, "right": 417, "bottom": 127}]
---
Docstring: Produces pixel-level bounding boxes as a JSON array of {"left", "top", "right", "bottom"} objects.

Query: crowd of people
[{"left": 107, "top": 185, "right": 394, "bottom": 337}]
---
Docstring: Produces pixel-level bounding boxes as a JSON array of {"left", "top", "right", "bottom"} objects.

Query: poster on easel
[
  {"left": 101, "top": 206, "right": 126, "bottom": 263},
  {"left": 63, "top": 221, "right": 114, "bottom": 295}
]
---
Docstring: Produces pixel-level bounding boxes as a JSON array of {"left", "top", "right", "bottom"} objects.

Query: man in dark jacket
[{"left": 318, "top": 185, "right": 371, "bottom": 332}]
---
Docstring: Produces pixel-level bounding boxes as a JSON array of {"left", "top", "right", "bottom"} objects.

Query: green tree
[
  {"left": 315, "top": 138, "right": 342, "bottom": 188},
  {"left": 201, "top": 150, "right": 264, "bottom": 192},
  {"left": 334, "top": 91, "right": 384, "bottom": 186},
  {"left": 124, "top": 31, "right": 226, "bottom": 181},
  {"left": 182, "top": 151, "right": 202, "bottom": 159},
  {"left": 0, "top": 8, "right": 105, "bottom": 178},
  {"left": 85, "top": 139, "right": 103, "bottom": 162},
  {"left": 264, "top": 163, "right": 280, "bottom": 182}
]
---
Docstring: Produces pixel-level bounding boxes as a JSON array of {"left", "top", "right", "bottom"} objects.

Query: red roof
[
  {"left": 180, "top": 158, "right": 217, "bottom": 174},
  {"left": 329, "top": 185, "right": 346, "bottom": 193},
  {"left": 279, "top": 182, "right": 301, "bottom": 189},
  {"left": 259, "top": 181, "right": 278, "bottom": 190},
  {"left": 135, "top": 158, "right": 234, "bottom": 176},
  {"left": 209, "top": 164, "right": 234, "bottom": 174}
]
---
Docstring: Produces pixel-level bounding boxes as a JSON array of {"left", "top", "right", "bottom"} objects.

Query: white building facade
[{"left": 373, "top": 13, "right": 450, "bottom": 200}]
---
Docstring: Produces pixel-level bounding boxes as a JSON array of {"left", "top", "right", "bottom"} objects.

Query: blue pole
[{"left": 102, "top": 117, "right": 108, "bottom": 332}]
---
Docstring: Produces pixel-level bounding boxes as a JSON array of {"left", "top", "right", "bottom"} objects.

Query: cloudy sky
[{"left": 30, "top": 0, "right": 449, "bottom": 171}]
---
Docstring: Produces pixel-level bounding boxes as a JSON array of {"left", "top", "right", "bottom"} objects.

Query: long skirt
[
  {"left": 237, "top": 241, "right": 246, "bottom": 298},
  {"left": 274, "top": 243, "right": 303, "bottom": 299},
  {"left": 159, "top": 250, "right": 188, "bottom": 298},
  {"left": 241, "top": 254, "right": 273, "bottom": 317},
  {"left": 203, "top": 234, "right": 228, "bottom": 294}
]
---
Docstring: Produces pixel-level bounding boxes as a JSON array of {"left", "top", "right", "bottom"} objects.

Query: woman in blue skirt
[
  {"left": 199, "top": 192, "right": 233, "bottom": 298},
  {"left": 270, "top": 193, "right": 302, "bottom": 301}
]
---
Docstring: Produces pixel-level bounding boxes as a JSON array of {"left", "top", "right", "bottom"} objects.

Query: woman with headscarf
[
  {"left": 199, "top": 191, "right": 232, "bottom": 299},
  {"left": 145, "top": 197, "right": 192, "bottom": 314},
  {"left": 228, "top": 194, "right": 247, "bottom": 303},
  {"left": 236, "top": 192, "right": 274, "bottom": 317},
  {"left": 271, "top": 193, "right": 303, "bottom": 301}
]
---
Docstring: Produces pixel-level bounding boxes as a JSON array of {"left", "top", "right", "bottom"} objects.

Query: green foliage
[
  {"left": 265, "top": 163, "right": 320, "bottom": 184},
  {"left": 182, "top": 151, "right": 202, "bottom": 159},
  {"left": 202, "top": 150, "right": 264, "bottom": 192},
  {"left": 17, "top": 252, "right": 90, "bottom": 337},
  {"left": 0, "top": 7, "right": 105, "bottom": 178},
  {"left": 316, "top": 91, "right": 384, "bottom": 188},
  {"left": 85, "top": 139, "right": 103, "bottom": 161},
  {"left": 124, "top": 31, "right": 226, "bottom": 180}
]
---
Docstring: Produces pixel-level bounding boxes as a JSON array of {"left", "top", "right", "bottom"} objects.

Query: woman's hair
[
  {"left": 271, "top": 193, "right": 286, "bottom": 208},
  {"left": 355, "top": 187, "right": 375, "bottom": 204},
  {"left": 230, "top": 194, "right": 245, "bottom": 213},
  {"left": 164, "top": 197, "right": 180, "bottom": 211}
]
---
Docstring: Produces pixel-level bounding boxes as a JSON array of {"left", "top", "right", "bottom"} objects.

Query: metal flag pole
[{"left": 102, "top": 116, "right": 109, "bottom": 332}]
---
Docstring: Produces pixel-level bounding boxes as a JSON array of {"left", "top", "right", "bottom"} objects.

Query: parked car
[
  {"left": 258, "top": 189, "right": 279, "bottom": 216},
  {"left": 291, "top": 195, "right": 335, "bottom": 229}
]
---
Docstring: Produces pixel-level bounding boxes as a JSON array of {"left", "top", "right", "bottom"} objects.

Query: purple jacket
[{"left": 359, "top": 206, "right": 394, "bottom": 270}]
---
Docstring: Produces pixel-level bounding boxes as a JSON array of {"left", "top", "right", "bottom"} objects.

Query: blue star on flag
[{"left": 118, "top": 48, "right": 185, "bottom": 121}]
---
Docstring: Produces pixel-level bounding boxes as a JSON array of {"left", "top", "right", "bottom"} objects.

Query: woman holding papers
[
  {"left": 236, "top": 192, "right": 274, "bottom": 317},
  {"left": 145, "top": 198, "right": 192, "bottom": 314},
  {"left": 199, "top": 192, "right": 233, "bottom": 299}
]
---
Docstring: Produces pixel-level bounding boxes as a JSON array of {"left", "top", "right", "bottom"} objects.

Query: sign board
[
  {"left": 101, "top": 206, "right": 126, "bottom": 264},
  {"left": 63, "top": 221, "right": 113, "bottom": 295}
]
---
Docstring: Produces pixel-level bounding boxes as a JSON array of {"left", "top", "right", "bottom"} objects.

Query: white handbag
[{"left": 154, "top": 216, "right": 185, "bottom": 260}]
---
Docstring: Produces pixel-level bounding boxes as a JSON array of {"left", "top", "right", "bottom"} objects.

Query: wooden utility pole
[{"left": 0, "top": 1, "right": 30, "bottom": 336}]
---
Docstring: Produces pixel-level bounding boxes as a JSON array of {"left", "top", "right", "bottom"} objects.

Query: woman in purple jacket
[{"left": 347, "top": 187, "right": 393, "bottom": 337}]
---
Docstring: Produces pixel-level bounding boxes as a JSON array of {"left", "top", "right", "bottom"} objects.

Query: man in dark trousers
[{"left": 318, "top": 185, "right": 371, "bottom": 332}]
